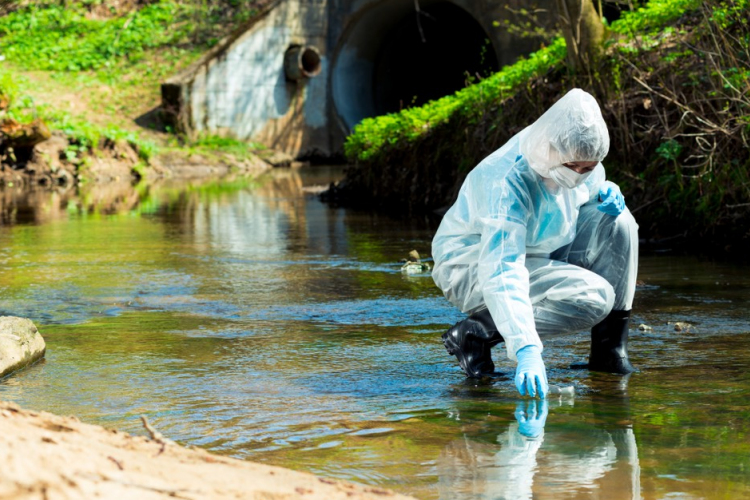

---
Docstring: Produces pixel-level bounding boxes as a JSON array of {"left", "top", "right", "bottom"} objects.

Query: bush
[
  {"left": 337, "top": 0, "right": 750, "bottom": 250},
  {"left": 345, "top": 0, "right": 705, "bottom": 164}
]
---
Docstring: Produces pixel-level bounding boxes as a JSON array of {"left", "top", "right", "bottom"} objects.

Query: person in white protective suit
[{"left": 431, "top": 88, "right": 639, "bottom": 399}]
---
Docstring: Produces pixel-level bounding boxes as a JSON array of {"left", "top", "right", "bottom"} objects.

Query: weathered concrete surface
[
  {"left": 163, "top": 0, "right": 329, "bottom": 157},
  {"left": 0, "top": 316, "right": 46, "bottom": 379},
  {"left": 0, "top": 400, "right": 418, "bottom": 500},
  {"left": 163, "top": 0, "right": 556, "bottom": 158}
]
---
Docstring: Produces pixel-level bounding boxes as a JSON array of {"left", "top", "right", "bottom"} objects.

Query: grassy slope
[
  {"left": 0, "top": 0, "right": 267, "bottom": 162},
  {"left": 341, "top": 0, "right": 750, "bottom": 251}
]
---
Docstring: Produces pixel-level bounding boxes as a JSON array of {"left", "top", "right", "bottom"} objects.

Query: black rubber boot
[
  {"left": 587, "top": 309, "right": 637, "bottom": 374},
  {"left": 441, "top": 308, "right": 503, "bottom": 378}
]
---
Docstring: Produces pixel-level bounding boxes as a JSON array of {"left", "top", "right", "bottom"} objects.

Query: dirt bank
[
  {"left": 0, "top": 400, "right": 416, "bottom": 500},
  {"left": 0, "top": 131, "right": 278, "bottom": 190}
]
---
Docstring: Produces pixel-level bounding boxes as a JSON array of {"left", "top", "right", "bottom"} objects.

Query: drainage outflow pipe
[{"left": 284, "top": 45, "right": 322, "bottom": 81}]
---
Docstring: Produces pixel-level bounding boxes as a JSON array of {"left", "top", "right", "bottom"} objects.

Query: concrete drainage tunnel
[{"left": 332, "top": 0, "right": 500, "bottom": 131}]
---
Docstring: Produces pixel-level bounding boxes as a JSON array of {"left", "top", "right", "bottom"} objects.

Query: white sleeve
[{"left": 477, "top": 185, "right": 542, "bottom": 361}]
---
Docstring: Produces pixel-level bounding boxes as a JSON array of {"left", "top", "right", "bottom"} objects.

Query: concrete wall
[
  {"left": 163, "top": 0, "right": 330, "bottom": 156},
  {"left": 162, "top": 0, "right": 556, "bottom": 158}
]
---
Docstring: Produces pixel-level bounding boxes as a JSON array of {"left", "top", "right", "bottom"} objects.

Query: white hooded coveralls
[{"left": 431, "top": 89, "right": 638, "bottom": 361}]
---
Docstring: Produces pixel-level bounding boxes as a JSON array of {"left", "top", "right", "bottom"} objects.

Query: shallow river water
[{"left": 1, "top": 168, "right": 749, "bottom": 500}]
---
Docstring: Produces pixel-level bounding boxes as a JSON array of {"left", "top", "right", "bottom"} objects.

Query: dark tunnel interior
[{"left": 371, "top": 2, "right": 499, "bottom": 115}]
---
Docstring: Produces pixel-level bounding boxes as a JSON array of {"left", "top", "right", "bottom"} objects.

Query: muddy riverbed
[{"left": 1, "top": 167, "right": 749, "bottom": 499}]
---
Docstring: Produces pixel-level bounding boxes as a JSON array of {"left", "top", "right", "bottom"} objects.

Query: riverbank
[
  {"left": 0, "top": 1, "right": 303, "bottom": 192},
  {"left": 335, "top": 0, "right": 750, "bottom": 254},
  {"left": 0, "top": 131, "right": 284, "bottom": 189},
  {"left": 0, "top": 399, "right": 416, "bottom": 500}
]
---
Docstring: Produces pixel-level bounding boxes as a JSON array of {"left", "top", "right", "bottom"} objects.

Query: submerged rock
[{"left": 0, "top": 316, "right": 46, "bottom": 378}]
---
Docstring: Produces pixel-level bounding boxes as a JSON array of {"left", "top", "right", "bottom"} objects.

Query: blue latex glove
[
  {"left": 597, "top": 181, "right": 625, "bottom": 216},
  {"left": 514, "top": 345, "right": 549, "bottom": 399},
  {"left": 515, "top": 399, "right": 549, "bottom": 439}
]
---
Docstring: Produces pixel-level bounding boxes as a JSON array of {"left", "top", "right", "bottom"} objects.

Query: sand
[{"left": 0, "top": 400, "right": 416, "bottom": 500}]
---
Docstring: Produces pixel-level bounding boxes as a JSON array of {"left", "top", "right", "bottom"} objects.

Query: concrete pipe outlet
[
  {"left": 284, "top": 45, "right": 323, "bottom": 81},
  {"left": 332, "top": 0, "right": 499, "bottom": 130}
]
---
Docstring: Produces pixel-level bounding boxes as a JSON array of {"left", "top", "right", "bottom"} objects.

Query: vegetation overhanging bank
[{"left": 335, "top": 0, "right": 750, "bottom": 253}]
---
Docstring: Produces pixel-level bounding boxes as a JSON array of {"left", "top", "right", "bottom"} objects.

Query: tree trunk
[{"left": 555, "top": 0, "right": 606, "bottom": 75}]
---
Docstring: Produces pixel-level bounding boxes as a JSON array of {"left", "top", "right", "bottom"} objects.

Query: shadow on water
[{"left": 1, "top": 167, "right": 749, "bottom": 499}]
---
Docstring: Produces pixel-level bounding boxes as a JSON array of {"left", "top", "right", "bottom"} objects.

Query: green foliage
[
  {"left": 192, "top": 134, "right": 254, "bottom": 151},
  {"left": 0, "top": 64, "right": 158, "bottom": 161},
  {"left": 655, "top": 139, "right": 683, "bottom": 162},
  {"left": 165, "top": 133, "right": 264, "bottom": 162},
  {"left": 340, "top": 0, "right": 750, "bottom": 249},
  {"left": 608, "top": 0, "right": 701, "bottom": 35},
  {"left": 344, "top": 0, "right": 708, "bottom": 163},
  {"left": 0, "top": 67, "right": 18, "bottom": 106},
  {"left": 708, "top": 0, "right": 749, "bottom": 28},
  {"left": 0, "top": 0, "right": 265, "bottom": 74},
  {"left": 495, "top": 6, "right": 558, "bottom": 43},
  {"left": 0, "top": 0, "right": 270, "bottom": 167},
  {"left": 0, "top": 2, "right": 192, "bottom": 72},
  {"left": 345, "top": 38, "right": 567, "bottom": 161},
  {"left": 614, "top": 0, "right": 750, "bottom": 235}
]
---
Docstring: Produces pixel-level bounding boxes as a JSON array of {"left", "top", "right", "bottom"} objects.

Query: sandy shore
[{"left": 0, "top": 400, "right": 416, "bottom": 500}]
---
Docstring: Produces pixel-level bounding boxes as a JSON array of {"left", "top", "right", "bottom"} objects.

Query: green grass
[
  {"left": 159, "top": 133, "right": 266, "bottom": 164},
  {"left": 0, "top": 2, "right": 193, "bottom": 72},
  {"left": 0, "top": 0, "right": 265, "bottom": 161},
  {"left": 609, "top": 0, "right": 701, "bottom": 34},
  {"left": 0, "top": 64, "right": 158, "bottom": 160}
]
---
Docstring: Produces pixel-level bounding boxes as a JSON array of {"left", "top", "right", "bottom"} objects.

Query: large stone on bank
[{"left": 0, "top": 316, "right": 46, "bottom": 378}]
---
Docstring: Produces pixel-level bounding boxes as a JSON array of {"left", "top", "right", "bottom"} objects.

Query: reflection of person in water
[{"left": 438, "top": 386, "right": 640, "bottom": 500}]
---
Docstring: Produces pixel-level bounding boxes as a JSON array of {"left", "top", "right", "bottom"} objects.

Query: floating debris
[
  {"left": 638, "top": 324, "right": 653, "bottom": 331},
  {"left": 671, "top": 321, "right": 693, "bottom": 332},
  {"left": 400, "top": 250, "right": 431, "bottom": 274},
  {"left": 548, "top": 385, "right": 575, "bottom": 397}
]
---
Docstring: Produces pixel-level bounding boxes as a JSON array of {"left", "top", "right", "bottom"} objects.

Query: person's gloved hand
[
  {"left": 515, "top": 345, "right": 549, "bottom": 399},
  {"left": 597, "top": 181, "right": 625, "bottom": 216},
  {"left": 514, "top": 399, "right": 549, "bottom": 439}
]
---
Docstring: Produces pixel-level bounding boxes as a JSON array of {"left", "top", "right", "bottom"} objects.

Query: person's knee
[
  {"left": 611, "top": 209, "right": 638, "bottom": 247},
  {"left": 533, "top": 276, "right": 613, "bottom": 334},
  {"left": 577, "top": 275, "right": 615, "bottom": 325}
]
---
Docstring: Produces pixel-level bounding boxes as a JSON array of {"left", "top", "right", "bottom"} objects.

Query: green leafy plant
[
  {"left": 0, "top": 3, "right": 191, "bottom": 72},
  {"left": 345, "top": 38, "right": 567, "bottom": 161},
  {"left": 655, "top": 139, "right": 683, "bottom": 162}
]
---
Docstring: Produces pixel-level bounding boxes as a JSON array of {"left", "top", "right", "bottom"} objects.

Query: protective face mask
[{"left": 548, "top": 166, "right": 593, "bottom": 189}]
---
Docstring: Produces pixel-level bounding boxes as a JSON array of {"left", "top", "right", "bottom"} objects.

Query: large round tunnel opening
[
  {"left": 372, "top": 3, "right": 499, "bottom": 115},
  {"left": 331, "top": 0, "right": 499, "bottom": 130}
]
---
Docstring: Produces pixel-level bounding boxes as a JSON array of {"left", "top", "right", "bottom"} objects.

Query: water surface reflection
[
  {"left": 0, "top": 168, "right": 748, "bottom": 499},
  {"left": 438, "top": 383, "right": 640, "bottom": 500}
]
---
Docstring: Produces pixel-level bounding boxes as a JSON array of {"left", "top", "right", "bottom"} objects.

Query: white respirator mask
[{"left": 548, "top": 165, "right": 593, "bottom": 189}]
